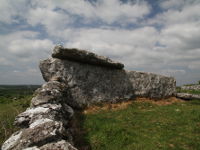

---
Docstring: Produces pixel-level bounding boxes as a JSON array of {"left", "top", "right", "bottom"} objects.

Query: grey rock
[
  {"left": 176, "top": 93, "right": 200, "bottom": 100},
  {"left": 181, "top": 85, "right": 200, "bottom": 91},
  {"left": 40, "top": 58, "right": 134, "bottom": 108},
  {"left": 31, "top": 81, "right": 67, "bottom": 106},
  {"left": 1, "top": 131, "right": 22, "bottom": 150},
  {"left": 52, "top": 45, "right": 124, "bottom": 69},
  {"left": 14, "top": 103, "right": 73, "bottom": 128},
  {"left": 39, "top": 140, "right": 77, "bottom": 150},
  {"left": 127, "top": 71, "right": 176, "bottom": 98},
  {"left": 2, "top": 121, "right": 67, "bottom": 150},
  {"left": 40, "top": 58, "right": 176, "bottom": 108}
]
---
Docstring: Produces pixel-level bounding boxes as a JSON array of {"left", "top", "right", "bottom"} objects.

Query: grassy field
[
  {"left": 76, "top": 99, "right": 200, "bottom": 150},
  {"left": 0, "top": 85, "right": 40, "bottom": 147}
]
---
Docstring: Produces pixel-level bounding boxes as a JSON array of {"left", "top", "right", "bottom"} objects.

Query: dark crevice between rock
[{"left": 70, "top": 111, "right": 92, "bottom": 150}]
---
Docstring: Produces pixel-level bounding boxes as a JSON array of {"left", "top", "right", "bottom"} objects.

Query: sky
[{"left": 0, "top": 0, "right": 200, "bottom": 85}]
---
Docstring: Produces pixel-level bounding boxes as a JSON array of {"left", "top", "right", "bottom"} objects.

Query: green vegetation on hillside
[
  {"left": 77, "top": 100, "right": 200, "bottom": 150},
  {"left": 0, "top": 85, "right": 40, "bottom": 147}
]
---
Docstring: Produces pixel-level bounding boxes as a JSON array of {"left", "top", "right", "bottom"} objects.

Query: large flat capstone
[{"left": 52, "top": 45, "right": 124, "bottom": 69}]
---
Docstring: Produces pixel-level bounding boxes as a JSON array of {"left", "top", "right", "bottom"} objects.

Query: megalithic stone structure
[{"left": 1, "top": 46, "right": 176, "bottom": 150}]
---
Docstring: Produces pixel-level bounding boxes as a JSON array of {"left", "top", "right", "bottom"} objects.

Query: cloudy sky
[{"left": 0, "top": 0, "right": 200, "bottom": 85}]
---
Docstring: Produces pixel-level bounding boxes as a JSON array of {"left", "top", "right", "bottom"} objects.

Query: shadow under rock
[{"left": 70, "top": 110, "right": 92, "bottom": 150}]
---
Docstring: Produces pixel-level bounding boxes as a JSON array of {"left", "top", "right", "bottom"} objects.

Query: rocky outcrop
[
  {"left": 40, "top": 58, "right": 134, "bottom": 108},
  {"left": 176, "top": 93, "right": 200, "bottom": 100},
  {"left": 40, "top": 57, "right": 176, "bottom": 108},
  {"left": 181, "top": 85, "right": 200, "bottom": 91},
  {"left": 2, "top": 46, "right": 176, "bottom": 150},
  {"left": 52, "top": 45, "right": 124, "bottom": 69}
]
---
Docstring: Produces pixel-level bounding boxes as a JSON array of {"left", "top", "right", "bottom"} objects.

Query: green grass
[
  {"left": 0, "top": 85, "right": 39, "bottom": 147},
  {"left": 77, "top": 100, "right": 200, "bottom": 150}
]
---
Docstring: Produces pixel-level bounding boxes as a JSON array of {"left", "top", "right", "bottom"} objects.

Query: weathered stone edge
[
  {"left": 1, "top": 81, "right": 78, "bottom": 150},
  {"left": 52, "top": 45, "right": 124, "bottom": 69},
  {"left": 176, "top": 93, "right": 200, "bottom": 100}
]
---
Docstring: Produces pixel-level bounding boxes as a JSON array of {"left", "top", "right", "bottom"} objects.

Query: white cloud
[
  {"left": 0, "top": 31, "right": 54, "bottom": 59},
  {"left": 49, "top": 0, "right": 151, "bottom": 25},
  {"left": 8, "top": 39, "right": 54, "bottom": 58},
  {"left": 160, "top": 22, "right": 200, "bottom": 51},
  {"left": 0, "top": 0, "right": 30, "bottom": 24},
  {"left": 0, "top": 58, "right": 12, "bottom": 66},
  {"left": 66, "top": 27, "right": 158, "bottom": 48},
  {"left": 0, "top": 30, "right": 54, "bottom": 85},
  {"left": 149, "top": 0, "right": 200, "bottom": 26},
  {"left": 160, "top": 0, "right": 199, "bottom": 10},
  {"left": 27, "top": 7, "right": 72, "bottom": 37},
  {"left": 63, "top": 27, "right": 164, "bottom": 70}
]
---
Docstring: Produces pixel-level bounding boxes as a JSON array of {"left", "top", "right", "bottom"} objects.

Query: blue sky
[{"left": 0, "top": 0, "right": 200, "bottom": 85}]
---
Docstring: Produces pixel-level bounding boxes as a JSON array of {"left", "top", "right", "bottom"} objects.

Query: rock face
[
  {"left": 40, "top": 57, "right": 176, "bottom": 108},
  {"left": 40, "top": 58, "right": 134, "bottom": 108},
  {"left": 2, "top": 46, "right": 176, "bottom": 150},
  {"left": 127, "top": 71, "right": 176, "bottom": 98},
  {"left": 52, "top": 45, "right": 124, "bottom": 69}
]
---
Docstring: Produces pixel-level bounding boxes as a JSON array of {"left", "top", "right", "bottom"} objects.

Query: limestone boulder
[
  {"left": 127, "top": 71, "right": 176, "bottom": 98},
  {"left": 40, "top": 58, "right": 134, "bottom": 108},
  {"left": 40, "top": 57, "right": 176, "bottom": 108}
]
